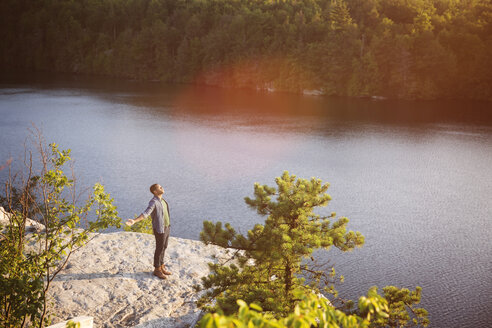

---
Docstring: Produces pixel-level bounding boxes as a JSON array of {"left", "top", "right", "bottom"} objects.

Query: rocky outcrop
[
  {"left": 0, "top": 206, "right": 44, "bottom": 231},
  {"left": 48, "top": 232, "right": 229, "bottom": 327},
  {"left": 0, "top": 207, "right": 230, "bottom": 328}
]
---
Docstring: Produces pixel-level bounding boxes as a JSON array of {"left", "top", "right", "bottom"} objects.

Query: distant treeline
[{"left": 1, "top": 0, "right": 491, "bottom": 100}]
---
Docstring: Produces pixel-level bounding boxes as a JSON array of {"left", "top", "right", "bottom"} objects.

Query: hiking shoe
[
  {"left": 160, "top": 265, "right": 172, "bottom": 275},
  {"left": 153, "top": 268, "right": 167, "bottom": 279}
]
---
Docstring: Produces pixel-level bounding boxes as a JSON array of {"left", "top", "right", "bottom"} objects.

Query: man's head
[{"left": 150, "top": 183, "right": 164, "bottom": 196}]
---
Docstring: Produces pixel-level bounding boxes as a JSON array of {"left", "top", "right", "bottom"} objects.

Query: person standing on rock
[{"left": 126, "top": 183, "right": 172, "bottom": 280}]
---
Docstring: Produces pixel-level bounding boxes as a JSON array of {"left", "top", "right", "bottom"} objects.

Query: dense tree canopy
[{"left": 1, "top": 0, "right": 491, "bottom": 100}]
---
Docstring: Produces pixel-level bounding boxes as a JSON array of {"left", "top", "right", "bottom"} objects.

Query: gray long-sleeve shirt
[{"left": 141, "top": 196, "right": 171, "bottom": 234}]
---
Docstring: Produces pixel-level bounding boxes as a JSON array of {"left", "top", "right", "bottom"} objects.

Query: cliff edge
[{"left": 0, "top": 207, "right": 228, "bottom": 328}]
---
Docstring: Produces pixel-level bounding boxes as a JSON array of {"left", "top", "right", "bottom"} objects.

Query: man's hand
[{"left": 126, "top": 214, "right": 144, "bottom": 226}]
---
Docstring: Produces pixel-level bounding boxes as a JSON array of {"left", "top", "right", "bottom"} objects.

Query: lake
[{"left": 1, "top": 73, "right": 491, "bottom": 327}]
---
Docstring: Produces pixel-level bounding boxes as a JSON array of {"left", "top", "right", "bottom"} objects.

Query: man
[{"left": 126, "top": 183, "right": 172, "bottom": 280}]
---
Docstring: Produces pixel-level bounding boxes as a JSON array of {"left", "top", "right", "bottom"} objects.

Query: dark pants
[{"left": 154, "top": 226, "right": 170, "bottom": 268}]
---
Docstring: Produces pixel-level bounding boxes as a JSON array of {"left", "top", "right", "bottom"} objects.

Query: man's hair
[{"left": 150, "top": 183, "right": 159, "bottom": 195}]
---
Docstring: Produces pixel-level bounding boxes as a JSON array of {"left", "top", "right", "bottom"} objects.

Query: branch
[
  {"left": 217, "top": 248, "right": 244, "bottom": 266},
  {"left": 48, "top": 249, "right": 74, "bottom": 284},
  {"left": 404, "top": 301, "right": 418, "bottom": 316}
]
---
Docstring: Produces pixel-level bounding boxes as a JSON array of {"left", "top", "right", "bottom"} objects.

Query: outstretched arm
[
  {"left": 126, "top": 198, "right": 156, "bottom": 226},
  {"left": 126, "top": 214, "right": 145, "bottom": 226}
]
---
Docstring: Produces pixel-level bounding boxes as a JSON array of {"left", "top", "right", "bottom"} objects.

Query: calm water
[{"left": 1, "top": 74, "right": 491, "bottom": 327}]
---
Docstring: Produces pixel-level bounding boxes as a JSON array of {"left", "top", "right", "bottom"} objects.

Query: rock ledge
[
  {"left": 48, "top": 232, "right": 228, "bottom": 328},
  {"left": 1, "top": 207, "right": 228, "bottom": 328}
]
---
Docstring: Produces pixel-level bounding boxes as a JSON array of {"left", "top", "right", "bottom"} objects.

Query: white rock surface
[
  {"left": 0, "top": 206, "right": 44, "bottom": 230},
  {"left": 48, "top": 232, "right": 229, "bottom": 328},
  {"left": 1, "top": 207, "right": 229, "bottom": 328}
]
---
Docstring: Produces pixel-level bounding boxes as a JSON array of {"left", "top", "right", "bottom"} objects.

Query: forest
[{"left": 1, "top": 0, "right": 491, "bottom": 100}]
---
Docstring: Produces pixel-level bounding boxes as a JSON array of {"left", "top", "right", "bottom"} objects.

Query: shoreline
[{"left": 2, "top": 69, "right": 491, "bottom": 103}]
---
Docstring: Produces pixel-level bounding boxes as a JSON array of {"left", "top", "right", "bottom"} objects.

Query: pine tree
[{"left": 195, "top": 171, "right": 364, "bottom": 316}]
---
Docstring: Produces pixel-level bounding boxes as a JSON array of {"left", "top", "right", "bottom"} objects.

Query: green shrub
[
  {"left": 123, "top": 215, "right": 153, "bottom": 234},
  {"left": 0, "top": 136, "right": 121, "bottom": 328}
]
